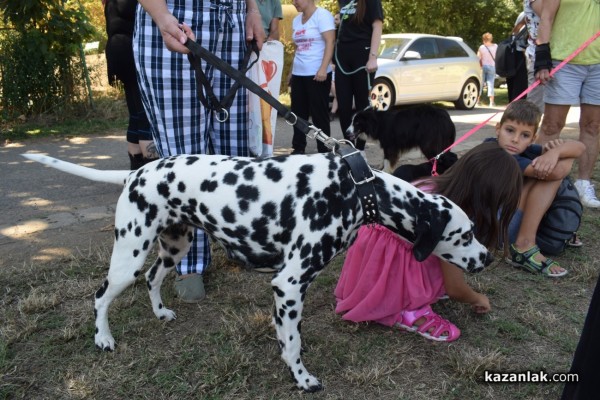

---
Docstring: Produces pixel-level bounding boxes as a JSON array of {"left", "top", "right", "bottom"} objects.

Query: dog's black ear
[{"left": 412, "top": 207, "right": 449, "bottom": 261}]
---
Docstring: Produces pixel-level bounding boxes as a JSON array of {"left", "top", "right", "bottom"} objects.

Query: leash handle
[
  {"left": 431, "top": 30, "right": 600, "bottom": 162},
  {"left": 184, "top": 38, "right": 331, "bottom": 147},
  {"left": 186, "top": 40, "right": 260, "bottom": 119}
]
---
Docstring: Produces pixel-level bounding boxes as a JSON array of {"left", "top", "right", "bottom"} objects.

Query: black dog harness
[{"left": 184, "top": 39, "right": 379, "bottom": 224}]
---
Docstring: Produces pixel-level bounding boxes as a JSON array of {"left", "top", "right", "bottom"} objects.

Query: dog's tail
[{"left": 22, "top": 153, "right": 131, "bottom": 185}]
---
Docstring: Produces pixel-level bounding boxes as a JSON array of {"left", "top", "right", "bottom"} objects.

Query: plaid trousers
[{"left": 134, "top": 0, "right": 250, "bottom": 275}]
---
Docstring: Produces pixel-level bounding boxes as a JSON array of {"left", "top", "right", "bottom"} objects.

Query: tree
[
  {"left": 281, "top": 0, "right": 521, "bottom": 50},
  {"left": 0, "top": 0, "right": 96, "bottom": 117}
]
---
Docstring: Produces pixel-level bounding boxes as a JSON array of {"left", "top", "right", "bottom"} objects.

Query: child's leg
[{"left": 513, "top": 178, "right": 566, "bottom": 275}]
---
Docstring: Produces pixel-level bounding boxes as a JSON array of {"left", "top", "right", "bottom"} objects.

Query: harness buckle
[{"left": 348, "top": 170, "right": 375, "bottom": 186}]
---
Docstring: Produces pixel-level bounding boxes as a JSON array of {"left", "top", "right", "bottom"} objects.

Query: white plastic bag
[{"left": 247, "top": 40, "right": 284, "bottom": 157}]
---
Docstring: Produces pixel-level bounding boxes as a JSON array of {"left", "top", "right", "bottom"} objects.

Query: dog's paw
[
  {"left": 95, "top": 333, "right": 116, "bottom": 351},
  {"left": 156, "top": 308, "right": 177, "bottom": 321},
  {"left": 296, "top": 375, "right": 323, "bottom": 393}
]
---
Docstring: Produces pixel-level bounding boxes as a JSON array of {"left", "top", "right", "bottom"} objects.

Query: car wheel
[
  {"left": 370, "top": 78, "right": 396, "bottom": 111},
  {"left": 454, "top": 78, "right": 479, "bottom": 110}
]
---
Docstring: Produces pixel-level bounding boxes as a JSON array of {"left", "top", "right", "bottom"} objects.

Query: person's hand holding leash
[
  {"left": 366, "top": 57, "right": 378, "bottom": 74},
  {"left": 138, "top": 0, "right": 191, "bottom": 54},
  {"left": 534, "top": 43, "right": 553, "bottom": 83},
  {"left": 245, "top": 7, "right": 265, "bottom": 51}
]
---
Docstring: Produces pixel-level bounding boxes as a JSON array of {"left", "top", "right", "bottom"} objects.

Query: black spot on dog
[
  {"left": 95, "top": 279, "right": 109, "bottom": 299},
  {"left": 145, "top": 204, "right": 158, "bottom": 227},
  {"left": 296, "top": 171, "right": 311, "bottom": 197},
  {"left": 262, "top": 202, "right": 277, "bottom": 219},
  {"left": 133, "top": 249, "right": 139, "bottom": 257},
  {"left": 135, "top": 226, "right": 142, "bottom": 237},
  {"left": 223, "top": 172, "right": 238, "bottom": 185},
  {"left": 200, "top": 180, "right": 218, "bottom": 192},
  {"left": 185, "top": 156, "right": 200, "bottom": 165},
  {"left": 163, "top": 257, "right": 175, "bottom": 268},
  {"left": 222, "top": 206, "right": 236, "bottom": 223},
  {"left": 273, "top": 286, "right": 285, "bottom": 297},
  {"left": 265, "top": 164, "right": 283, "bottom": 182},
  {"left": 178, "top": 181, "right": 186, "bottom": 192},
  {"left": 168, "top": 198, "right": 182, "bottom": 207},
  {"left": 236, "top": 184, "right": 259, "bottom": 202},
  {"left": 243, "top": 167, "right": 255, "bottom": 181}
]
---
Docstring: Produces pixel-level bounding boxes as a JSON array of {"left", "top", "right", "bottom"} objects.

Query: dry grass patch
[{"left": 2, "top": 204, "right": 600, "bottom": 399}]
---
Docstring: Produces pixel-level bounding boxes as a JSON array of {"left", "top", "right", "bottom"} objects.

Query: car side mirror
[{"left": 402, "top": 50, "right": 421, "bottom": 60}]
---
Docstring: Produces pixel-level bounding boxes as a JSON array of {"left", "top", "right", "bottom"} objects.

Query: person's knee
[
  {"left": 580, "top": 116, "right": 600, "bottom": 136},
  {"left": 540, "top": 117, "right": 566, "bottom": 137}
]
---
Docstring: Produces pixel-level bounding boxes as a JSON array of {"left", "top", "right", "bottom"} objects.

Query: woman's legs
[
  {"left": 308, "top": 72, "right": 332, "bottom": 153},
  {"left": 290, "top": 75, "right": 310, "bottom": 153}
]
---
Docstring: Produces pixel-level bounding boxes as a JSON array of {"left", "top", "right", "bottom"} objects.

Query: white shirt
[{"left": 291, "top": 7, "right": 335, "bottom": 76}]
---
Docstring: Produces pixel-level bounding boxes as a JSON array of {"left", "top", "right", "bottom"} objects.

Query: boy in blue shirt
[{"left": 489, "top": 100, "right": 584, "bottom": 277}]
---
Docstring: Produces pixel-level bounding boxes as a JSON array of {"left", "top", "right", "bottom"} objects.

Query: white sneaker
[{"left": 575, "top": 180, "right": 600, "bottom": 208}]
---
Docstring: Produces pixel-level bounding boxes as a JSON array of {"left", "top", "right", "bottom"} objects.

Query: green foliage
[
  {"left": 0, "top": 0, "right": 97, "bottom": 118},
  {"left": 282, "top": 0, "right": 522, "bottom": 49}
]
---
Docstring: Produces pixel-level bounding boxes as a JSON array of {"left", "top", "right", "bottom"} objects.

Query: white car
[{"left": 371, "top": 33, "right": 482, "bottom": 110}]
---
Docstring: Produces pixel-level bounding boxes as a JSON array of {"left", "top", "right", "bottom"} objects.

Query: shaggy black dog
[
  {"left": 347, "top": 105, "right": 456, "bottom": 172},
  {"left": 392, "top": 151, "right": 458, "bottom": 182}
]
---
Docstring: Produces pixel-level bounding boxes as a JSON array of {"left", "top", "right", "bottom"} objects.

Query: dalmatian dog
[{"left": 22, "top": 152, "right": 493, "bottom": 392}]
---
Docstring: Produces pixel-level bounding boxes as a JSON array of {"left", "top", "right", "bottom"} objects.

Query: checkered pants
[{"left": 134, "top": 0, "right": 250, "bottom": 275}]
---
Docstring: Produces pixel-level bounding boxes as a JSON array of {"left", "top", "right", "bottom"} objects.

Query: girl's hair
[
  {"left": 416, "top": 142, "right": 522, "bottom": 249},
  {"left": 482, "top": 32, "right": 493, "bottom": 43},
  {"left": 499, "top": 99, "right": 542, "bottom": 133},
  {"left": 352, "top": 0, "right": 366, "bottom": 24}
]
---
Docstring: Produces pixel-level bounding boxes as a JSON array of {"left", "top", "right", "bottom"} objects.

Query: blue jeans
[{"left": 481, "top": 65, "right": 496, "bottom": 97}]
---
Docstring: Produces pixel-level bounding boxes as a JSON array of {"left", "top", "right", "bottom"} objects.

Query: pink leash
[{"left": 430, "top": 30, "right": 600, "bottom": 176}]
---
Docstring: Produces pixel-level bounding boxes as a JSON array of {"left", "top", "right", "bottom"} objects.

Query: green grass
[
  {"left": 0, "top": 84, "right": 596, "bottom": 399},
  {"left": 1, "top": 92, "right": 128, "bottom": 143}
]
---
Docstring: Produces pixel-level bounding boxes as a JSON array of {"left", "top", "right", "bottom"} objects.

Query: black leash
[
  {"left": 185, "top": 39, "right": 316, "bottom": 137},
  {"left": 184, "top": 39, "right": 379, "bottom": 224},
  {"left": 187, "top": 40, "right": 259, "bottom": 122}
]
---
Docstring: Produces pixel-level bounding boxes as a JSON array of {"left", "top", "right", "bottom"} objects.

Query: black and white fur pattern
[
  {"left": 347, "top": 105, "right": 456, "bottom": 172},
  {"left": 22, "top": 152, "right": 492, "bottom": 392}
]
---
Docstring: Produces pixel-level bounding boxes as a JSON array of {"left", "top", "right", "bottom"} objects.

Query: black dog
[
  {"left": 347, "top": 105, "right": 456, "bottom": 172},
  {"left": 393, "top": 151, "right": 458, "bottom": 182}
]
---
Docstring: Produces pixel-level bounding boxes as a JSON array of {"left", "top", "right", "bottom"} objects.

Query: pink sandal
[{"left": 395, "top": 305, "right": 461, "bottom": 342}]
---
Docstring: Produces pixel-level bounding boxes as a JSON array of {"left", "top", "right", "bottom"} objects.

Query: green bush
[
  {"left": 0, "top": 0, "right": 96, "bottom": 119},
  {"left": 0, "top": 30, "right": 88, "bottom": 118}
]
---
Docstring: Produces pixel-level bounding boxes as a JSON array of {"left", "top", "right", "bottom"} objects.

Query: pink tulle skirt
[{"left": 335, "top": 225, "right": 445, "bottom": 326}]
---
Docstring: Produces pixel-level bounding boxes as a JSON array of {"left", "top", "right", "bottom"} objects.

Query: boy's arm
[{"left": 525, "top": 140, "right": 585, "bottom": 179}]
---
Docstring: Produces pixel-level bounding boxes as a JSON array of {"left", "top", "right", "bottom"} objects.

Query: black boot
[{"left": 128, "top": 153, "right": 145, "bottom": 170}]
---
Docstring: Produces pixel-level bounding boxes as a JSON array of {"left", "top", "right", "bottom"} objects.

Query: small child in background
[
  {"left": 487, "top": 99, "right": 585, "bottom": 277},
  {"left": 335, "top": 142, "right": 522, "bottom": 342}
]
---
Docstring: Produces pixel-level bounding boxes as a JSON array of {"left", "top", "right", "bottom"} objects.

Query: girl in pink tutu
[{"left": 335, "top": 142, "right": 522, "bottom": 342}]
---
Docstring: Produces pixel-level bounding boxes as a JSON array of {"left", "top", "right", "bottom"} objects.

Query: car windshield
[{"left": 378, "top": 37, "right": 411, "bottom": 60}]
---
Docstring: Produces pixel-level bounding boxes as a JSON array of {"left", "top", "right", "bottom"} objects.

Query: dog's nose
[
  {"left": 345, "top": 126, "right": 356, "bottom": 141},
  {"left": 484, "top": 251, "right": 494, "bottom": 266}
]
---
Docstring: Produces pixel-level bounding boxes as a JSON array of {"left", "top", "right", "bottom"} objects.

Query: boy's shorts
[{"left": 544, "top": 62, "right": 600, "bottom": 106}]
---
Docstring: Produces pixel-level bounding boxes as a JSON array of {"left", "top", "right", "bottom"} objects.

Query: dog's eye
[{"left": 462, "top": 231, "right": 474, "bottom": 243}]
